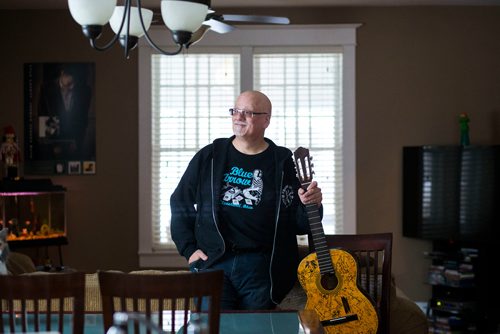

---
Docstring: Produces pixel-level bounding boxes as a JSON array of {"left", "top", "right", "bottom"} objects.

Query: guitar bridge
[{"left": 321, "top": 314, "right": 359, "bottom": 327}]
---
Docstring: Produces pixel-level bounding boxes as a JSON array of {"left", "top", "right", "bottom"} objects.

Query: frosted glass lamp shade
[
  {"left": 161, "top": 0, "right": 208, "bottom": 32},
  {"left": 68, "top": 0, "right": 116, "bottom": 26},
  {"left": 109, "top": 6, "right": 153, "bottom": 37}
]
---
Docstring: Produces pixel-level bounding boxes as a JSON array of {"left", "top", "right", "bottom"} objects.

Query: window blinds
[
  {"left": 151, "top": 54, "right": 240, "bottom": 248},
  {"left": 254, "top": 53, "right": 344, "bottom": 235}
]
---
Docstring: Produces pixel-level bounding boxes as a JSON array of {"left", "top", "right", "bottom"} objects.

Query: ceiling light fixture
[{"left": 68, "top": 0, "right": 210, "bottom": 58}]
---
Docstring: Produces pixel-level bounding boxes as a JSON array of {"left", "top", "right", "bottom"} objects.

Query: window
[
  {"left": 254, "top": 52, "right": 343, "bottom": 237},
  {"left": 139, "top": 25, "right": 360, "bottom": 267}
]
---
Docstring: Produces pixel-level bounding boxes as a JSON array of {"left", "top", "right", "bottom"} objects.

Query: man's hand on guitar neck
[{"left": 298, "top": 181, "right": 323, "bottom": 208}]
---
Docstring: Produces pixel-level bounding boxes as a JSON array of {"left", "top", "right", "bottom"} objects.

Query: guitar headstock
[{"left": 293, "top": 146, "right": 314, "bottom": 189}]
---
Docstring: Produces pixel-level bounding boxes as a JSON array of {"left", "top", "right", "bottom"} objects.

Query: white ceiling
[{"left": 1, "top": 0, "right": 499, "bottom": 9}]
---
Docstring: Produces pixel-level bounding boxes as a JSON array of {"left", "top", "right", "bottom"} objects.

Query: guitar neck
[
  {"left": 293, "top": 146, "right": 335, "bottom": 276},
  {"left": 304, "top": 196, "right": 335, "bottom": 276}
]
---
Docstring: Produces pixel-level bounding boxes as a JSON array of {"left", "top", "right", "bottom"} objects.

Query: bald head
[{"left": 236, "top": 91, "right": 272, "bottom": 116}]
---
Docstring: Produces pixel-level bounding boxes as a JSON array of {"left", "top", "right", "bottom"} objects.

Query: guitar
[{"left": 293, "top": 147, "right": 379, "bottom": 334}]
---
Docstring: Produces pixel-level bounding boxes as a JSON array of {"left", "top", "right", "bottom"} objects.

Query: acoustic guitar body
[{"left": 298, "top": 249, "right": 379, "bottom": 334}]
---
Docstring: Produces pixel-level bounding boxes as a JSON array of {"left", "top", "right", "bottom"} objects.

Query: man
[
  {"left": 170, "top": 90, "right": 322, "bottom": 310},
  {"left": 38, "top": 65, "right": 91, "bottom": 160}
]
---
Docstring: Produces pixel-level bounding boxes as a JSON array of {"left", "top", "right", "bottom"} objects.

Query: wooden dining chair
[
  {"left": 317, "top": 233, "right": 393, "bottom": 334},
  {"left": 0, "top": 271, "right": 85, "bottom": 334},
  {"left": 98, "top": 270, "right": 224, "bottom": 334}
]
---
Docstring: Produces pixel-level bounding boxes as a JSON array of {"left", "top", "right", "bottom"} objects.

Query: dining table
[{"left": 2, "top": 309, "right": 324, "bottom": 334}]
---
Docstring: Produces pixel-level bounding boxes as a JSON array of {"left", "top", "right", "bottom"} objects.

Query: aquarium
[{"left": 0, "top": 179, "right": 66, "bottom": 247}]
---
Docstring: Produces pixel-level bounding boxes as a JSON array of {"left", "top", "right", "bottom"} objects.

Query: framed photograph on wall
[
  {"left": 82, "top": 161, "right": 96, "bottom": 174},
  {"left": 68, "top": 161, "right": 82, "bottom": 175},
  {"left": 24, "top": 63, "right": 96, "bottom": 175}
]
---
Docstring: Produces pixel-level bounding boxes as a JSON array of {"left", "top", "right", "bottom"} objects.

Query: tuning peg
[
  {"left": 311, "top": 163, "right": 314, "bottom": 168},
  {"left": 310, "top": 156, "right": 313, "bottom": 160}
]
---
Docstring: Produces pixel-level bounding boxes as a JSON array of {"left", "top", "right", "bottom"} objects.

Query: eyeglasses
[{"left": 229, "top": 108, "right": 269, "bottom": 118}]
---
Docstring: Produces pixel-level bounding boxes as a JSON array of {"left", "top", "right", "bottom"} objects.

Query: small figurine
[
  {"left": 459, "top": 113, "right": 470, "bottom": 146},
  {"left": 22, "top": 220, "right": 33, "bottom": 237},
  {"left": 6, "top": 219, "right": 19, "bottom": 237},
  {"left": 0, "top": 125, "right": 21, "bottom": 179}
]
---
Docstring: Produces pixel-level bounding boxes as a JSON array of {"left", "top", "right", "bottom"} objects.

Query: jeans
[{"left": 191, "top": 251, "right": 274, "bottom": 311}]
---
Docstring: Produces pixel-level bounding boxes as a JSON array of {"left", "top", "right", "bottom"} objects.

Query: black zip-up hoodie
[{"left": 170, "top": 136, "right": 318, "bottom": 304}]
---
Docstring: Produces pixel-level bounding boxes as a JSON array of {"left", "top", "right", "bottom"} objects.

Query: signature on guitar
[{"left": 293, "top": 147, "right": 378, "bottom": 334}]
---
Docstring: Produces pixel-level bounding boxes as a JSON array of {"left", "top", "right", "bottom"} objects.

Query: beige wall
[{"left": 1, "top": 7, "right": 499, "bottom": 302}]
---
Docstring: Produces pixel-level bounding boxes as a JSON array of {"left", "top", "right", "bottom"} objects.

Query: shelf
[
  {"left": 424, "top": 241, "right": 494, "bottom": 333},
  {"left": 8, "top": 236, "right": 68, "bottom": 248}
]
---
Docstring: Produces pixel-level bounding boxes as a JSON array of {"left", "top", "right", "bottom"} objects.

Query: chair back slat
[
  {"left": 47, "top": 298, "right": 52, "bottom": 331},
  {"left": 0, "top": 272, "right": 85, "bottom": 334},
  {"left": 374, "top": 250, "right": 380, "bottom": 303},
  {"left": 34, "top": 300, "right": 40, "bottom": 331},
  {"left": 8, "top": 300, "right": 15, "bottom": 332},
  {"left": 58, "top": 298, "right": 64, "bottom": 333},
  {"left": 157, "top": 299, "right": 164, "bottom": 333},
  {"left": 0, "top": 301, "right": 3, "bottom": 330},
  {"left": 98, "top": 270, "right": 223, "bottom": 334},
  {"left": 20, "top": 300, "right": 27, "bottom": 332}
]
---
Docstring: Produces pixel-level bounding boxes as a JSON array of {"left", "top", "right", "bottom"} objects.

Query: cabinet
[{"left": 425, "top": 241, "right": 498, "bottom": 333}]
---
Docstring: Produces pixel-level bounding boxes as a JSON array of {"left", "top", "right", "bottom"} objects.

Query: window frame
[{"left": 138, "top": 24, "right": 360, "bottom": 267}]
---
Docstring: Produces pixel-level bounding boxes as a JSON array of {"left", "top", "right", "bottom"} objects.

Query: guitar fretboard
[{"left": 303, "top": 191, "right": 335, "bottom": 276}]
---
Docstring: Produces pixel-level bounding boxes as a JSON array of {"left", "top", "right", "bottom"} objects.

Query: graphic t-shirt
[{"left": 219, "top": 144, "right": 276, "bottom": 251}]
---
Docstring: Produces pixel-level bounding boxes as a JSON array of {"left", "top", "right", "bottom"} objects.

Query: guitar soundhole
[{"left": 320, "top": 272, "right": 339, "bottom": 291}]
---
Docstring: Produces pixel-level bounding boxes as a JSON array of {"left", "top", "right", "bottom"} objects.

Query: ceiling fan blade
[
  {"left": 204, "top": 18, "right": 235, "bottom": 34},
  {"left": 186, "top": 25, "right": 211, "bottom": 48},
  {"left": 221, "top": 15, "right": 290, "bottom": 25}
]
